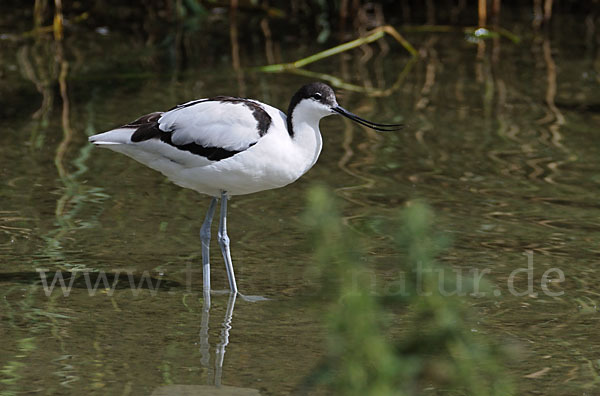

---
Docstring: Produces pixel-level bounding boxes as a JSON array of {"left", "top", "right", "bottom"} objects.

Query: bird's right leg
[
  {"left": 217, "top": 191, "right": 238, "bottom": 294},
  {"left": 200, "top": 197, "right": 218, "bottom": 299}
]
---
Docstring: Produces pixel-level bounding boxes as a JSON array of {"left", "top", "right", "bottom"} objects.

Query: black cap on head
[
  {"left": 286, "top": 82, "right": 403, "bottom": 137},
  {"left": 286, "top": 82, "right": 337, "bottom": 137},
  {"left": 287, "top": 82, "right": 337, "bottom": 115}
]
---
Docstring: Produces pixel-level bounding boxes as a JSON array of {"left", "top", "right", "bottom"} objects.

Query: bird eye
[{"left": 312, "top": 93, "right": 322, "bottom": 100}]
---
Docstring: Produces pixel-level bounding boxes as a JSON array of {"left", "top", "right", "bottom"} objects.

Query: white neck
[{"left": 289, "top": 100, "right": 326, "bottom": 174}]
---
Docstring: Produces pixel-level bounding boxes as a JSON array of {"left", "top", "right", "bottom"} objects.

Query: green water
[{"left": 2, "top": 12, "right": 600, "bottom": 396}]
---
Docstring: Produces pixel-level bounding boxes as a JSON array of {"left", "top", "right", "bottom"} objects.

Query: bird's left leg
[{"left": 217, "top": 191, "right": 238, "bottom": 294}]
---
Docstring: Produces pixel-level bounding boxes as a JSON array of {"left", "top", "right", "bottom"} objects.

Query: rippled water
[{"left": 2, "top": 11, "right": 600, "bottom": 396}]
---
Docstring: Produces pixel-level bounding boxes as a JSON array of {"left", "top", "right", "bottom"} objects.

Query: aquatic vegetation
[
  {"left": 304, "top": 186, "right": 514, "bottom": 395},
  {"left": 6, "top": 0, "right": 566, "bottom": 44},
  {"left": 257, "top": 25, "right": 418, "bottom": 73}
]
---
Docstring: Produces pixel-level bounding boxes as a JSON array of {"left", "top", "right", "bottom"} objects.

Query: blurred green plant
[{"left": 303, "top": 186, "right": 514, "bottom": 396}]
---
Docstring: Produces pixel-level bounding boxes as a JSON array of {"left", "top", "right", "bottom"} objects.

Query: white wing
[
  {"left": 89, "top": 97, "right": 276, "bottom": 177},
  {"left": 158, "top": 98, "right": 271, "bottom": 150}
]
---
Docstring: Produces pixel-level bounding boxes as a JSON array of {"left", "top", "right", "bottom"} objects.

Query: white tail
[{"left": 89, "top": 128, "right": 134, "bottom": 145}]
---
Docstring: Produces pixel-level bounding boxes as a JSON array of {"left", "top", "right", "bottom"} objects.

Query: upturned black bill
[{"left": 333, "top": 106, "right": 403, "bottom": 131}]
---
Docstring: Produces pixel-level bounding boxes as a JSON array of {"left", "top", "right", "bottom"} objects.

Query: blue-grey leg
[
  {"left": 200, "top": 197, "right": 218, "bottom": 298},
  {"left": 217, "top": 191, "right": 238, "bottom": 294}
]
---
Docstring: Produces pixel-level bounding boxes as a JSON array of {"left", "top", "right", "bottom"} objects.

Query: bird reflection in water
[{"left": 152, "top": 293, "right": 260, "bottom": 395}]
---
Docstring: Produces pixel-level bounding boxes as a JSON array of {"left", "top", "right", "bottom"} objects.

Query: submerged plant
[{"left": 303, "top": 186, "right": 514, "bottom": 395}]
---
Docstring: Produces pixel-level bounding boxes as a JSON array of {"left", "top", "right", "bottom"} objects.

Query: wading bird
[{"left": 89, "top": 82, "right": 401, "bottom": 296}]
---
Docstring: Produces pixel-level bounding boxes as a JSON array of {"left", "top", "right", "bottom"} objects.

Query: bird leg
[
  {"left": 200, "top": 197, "right": 218, "bottom": 298},
  {"left": 217, "top": 191, "right": 238, "bottom": 294}
]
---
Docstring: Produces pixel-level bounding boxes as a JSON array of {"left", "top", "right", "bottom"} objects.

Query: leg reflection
[
  {"left": 215, "top": 292, "right": 236, "bottom": 387},
  {"left": 198, "top": 292, "right": 237, "bottom": 387},
  {"left": 199, "top": 290, "right": 213, "bottom": 384}
]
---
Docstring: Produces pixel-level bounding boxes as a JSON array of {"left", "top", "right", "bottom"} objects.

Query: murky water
[{"left": 2, "top": 10, "right": 600, "bottom": 396}]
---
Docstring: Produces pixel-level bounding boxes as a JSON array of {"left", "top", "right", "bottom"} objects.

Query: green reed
[{"left": 303, "top": 186, "right": 514, "bottom": 395}]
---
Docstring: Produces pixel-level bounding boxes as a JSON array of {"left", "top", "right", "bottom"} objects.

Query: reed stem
[{"left": 257, "top": 25, "right": 417, "bottom": 72}]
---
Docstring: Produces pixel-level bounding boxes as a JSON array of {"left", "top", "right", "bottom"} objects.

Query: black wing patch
[
  {"left": 125, "top": 112, "right": 163, "bottom": 142},
  {"left": 129, "top": 112, "right": 248, "bottom": 161},
  {"left": 159, "top": 133, "right": 251, "bottom": 161}
]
